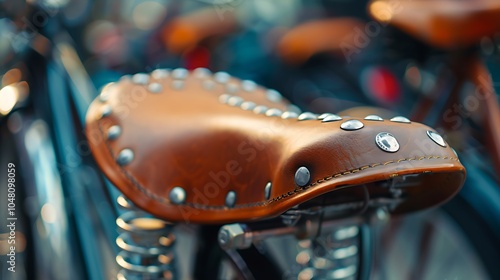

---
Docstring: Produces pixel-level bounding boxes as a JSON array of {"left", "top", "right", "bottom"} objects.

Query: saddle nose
[{"left": 85, "top": 69, "right": 465, "bottom": 224}]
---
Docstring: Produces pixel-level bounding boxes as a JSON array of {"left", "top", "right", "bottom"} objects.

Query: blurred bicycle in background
[{"left": 1, "top": 0, "right": 500, "bottom": 279}]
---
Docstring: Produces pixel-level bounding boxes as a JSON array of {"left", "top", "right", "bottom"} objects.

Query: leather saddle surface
[{"left": 85, "top": 69, "right": 465, "bottom": 224}]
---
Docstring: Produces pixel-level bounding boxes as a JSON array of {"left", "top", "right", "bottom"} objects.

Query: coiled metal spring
[
  {"left": 296, "top": 225, "right": 360, "bottom": 280},
  {"left": 116, "top": 195, "right": 177, "bottom": 280}
]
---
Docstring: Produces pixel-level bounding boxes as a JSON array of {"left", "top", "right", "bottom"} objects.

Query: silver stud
[
  {"left": 264, "top": 182, "right": 272, "bottom": 200},
  {"left": 318, "top": 113, "right": 332, "bottom": 120},
  {"left": 365, "top": 115, "right": 383, "bottom": 121},
  {"left": 99, "top": 91, "right": 110, "bottom": 102},
  {"left": 151, "top": 69, "right": 170, "bottom": 79},
  {"left": 340, "top": 120, "right": 364, "bottom": 130},
  {"left": 253, "top": 105, "right": 269, "bottom": 114},
  {"left": 219, "top": 94, "right": 231, "bottom": 104},
  {"left": 148, "top": 83, "right": 163, "bottom": 93},
  {"left": 295, "top": 166, "right": 311, "bottom": 187},
  {"left": 390, "top": 116, "right": 411, "bottom": 123},
  {"left": 116, "top": 149, "right": 134, "bottom": 166},
  {"left": 281, "top": 111, "right": 299, "bottom": 119},
  {"left": 172, "top": 80, "right": 184, "bottom": 90},
  {"left": 99, "top": 83, "right": 114, "bottom": 102},
  {"left": 214, "top": 71, "right": 231, "bottom": 83},
  {"left": 266, "top": 89, "right": 282, "bottom": 103},
  {"left": 265, "top": 108, "right": 283, "bottom": 117},
  {"left": 287, "top": 104, "right": 302, "bottom": 114},
  {"left": 226, "top": 83, "right": 239, "bottom": 94},
  {"left": 241, "top": 80, "right": 257, "bottom": 91},
  {"left": 225, "top": 191, "right": 236, "bottom": 208},
  {"left": 427, "top": 131, "right": 446, "bottom": 147},
  {"left": 132, "top": 73, "right": 149, "bottom": 85},
  {"left": 172, "top": 68, "right": 188, "bottom": 79},
  {"left": 169, "top": 187, "right": 186, "bottom": 205},
  {"left": 101, "top": 105, "right": 112, "bottom": 118},
  {"left": 193, "top": 67, "right": 211, "bottom": 78},
  {"left": 298, "top": 112, "right": 317, "bottom": 121},
  {"left": 107, "top": 125, "right": 121, "bottom": 140},
  {"left": 322, "top": 114, "right": 343, "bottom": 122},
  {"left": 202, "top": 80, "right": 216, "bottom": 90},
  {"left": 120, "top": 75, "right": 131, "bottom": 81},
  {"left": 375, "top": 132, "right": 399, "bottom": 152},
  {"left": 240, "top": 101, "right": 256, "bottom": 111},
  {"left": 227, "top": 96, "right": 244, "bottom": 106}
]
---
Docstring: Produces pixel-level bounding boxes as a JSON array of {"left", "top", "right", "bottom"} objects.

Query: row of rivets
[
  {"left": 168, "top": 186, "right": 238, "bottom": 208},
  {"left": 294, "top": 129, "right": 448, "bottom": 186}
]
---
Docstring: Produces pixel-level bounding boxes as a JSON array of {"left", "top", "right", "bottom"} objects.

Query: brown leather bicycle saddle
[
  {"left": 85, "top": 69, "right": 465, "bottom": 224},
  {"left": 369, "top": 0, "right": 500, "bottom": 49}
]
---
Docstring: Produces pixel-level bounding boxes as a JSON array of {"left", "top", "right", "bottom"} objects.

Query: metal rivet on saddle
[
  {"left": 172, "top": 68, "right": 188, "bottom": 79},
  {"left": 281, "top": 111, "right": 299, "bottom": 119},
  {"left": 225, "top": 191, "right": 236, "bottom": 208},
  {"left": 295, "top": 166, "right": 311, "bottom": 187},
  {"left": 101, "top": 105, "right": 112, "bottom": 118},
  {"left": 253, "top": 105, "right": 269, "bottom": 114},
  {"left": 132, "top": 73, "right": 149, "bottom": 85},
  {"left": 228, "top": 96, "right": 244, "bottom": 106},
  {"left": 107, "top": 125, "right": 122, "bottom": 140},
  {"left": 427, "top": 131, "right": 446, "bottom": 147},
  {"left": 116, "top": 149, "right": 134, "bottom": 166},
  {"left": 151, "top": 69, "right": 169, "bottom": 79},
  {"left": 322, "top": 114, "right": 343, "bottom": 122},
  {"left": 375, "top": 132, "right": 400, "bottom": 152},
  {"left": 340, "top": 120, "right": 364, "bottom": 130},
  {"left": 265, "top": 108, "right": 283, "bottom": 117},
  {"left": 390, "top": 116, "right": 411, "bottom": 123},
  {"left": 148, "top": 83, "right": 163, "bottom": 93},
  {"left": 266, "top": 89, "right": 283, "bottom": 103},
  {"left": 193, "top": 67, "right": 211, "bottom": 78},
  {"left": 298, "top": 112, "right": 317, "bottom": 121},
  {"left": 265, "top": 182, "right": 272, "bottom": 200},
  {"left": 241, "top": 80, "right": 257, "bottom": 92},
  {"left": 169, "top": 187, "right": 186, "bottom": 205},
  {"left": 214, "top": 72, "right": 231, "bottom": 83},
  {"left": 241, "top": 101, "right": 256, "bottom": 111},
  {"left": 219, "top": 94, "right": 231, "bottom": 104},
  {"left": 99, "top": 83, "right": 113, "bottom": 102},
  {"left": 364, "top": 115, "right": 383, "bottom": 121}
]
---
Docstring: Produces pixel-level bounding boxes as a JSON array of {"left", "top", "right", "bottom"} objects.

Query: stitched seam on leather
[{"left": 97, "top": 121, "right": 459, "bottom": 210}]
